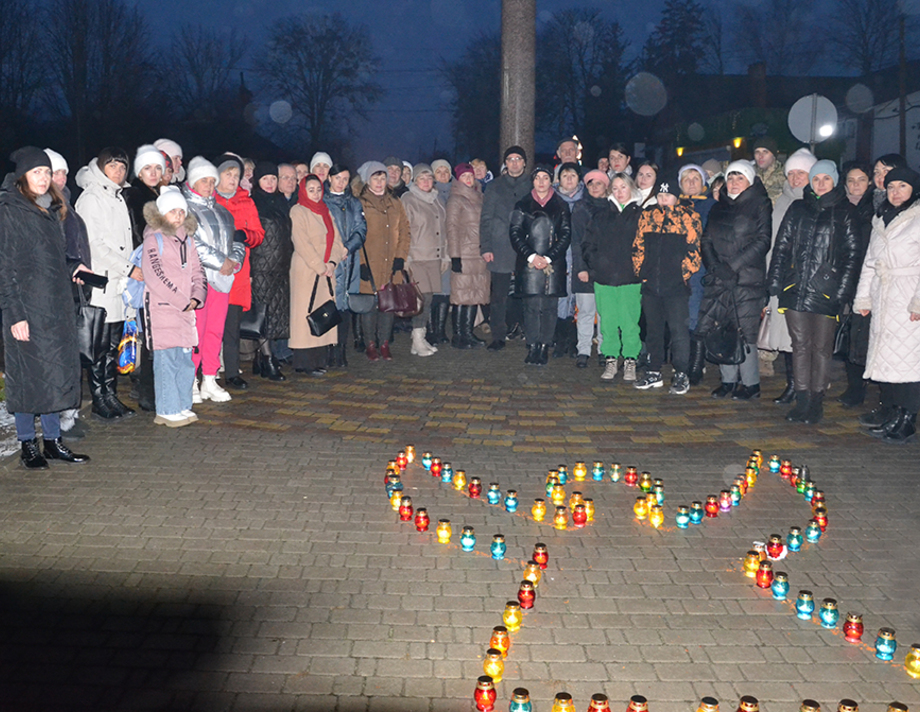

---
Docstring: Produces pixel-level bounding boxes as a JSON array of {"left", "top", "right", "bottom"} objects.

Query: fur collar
[{"left": 143, "top": 201, "right": 198, "bottom": 236}]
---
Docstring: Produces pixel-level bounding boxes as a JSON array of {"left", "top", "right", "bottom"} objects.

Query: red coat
[{"left": 216, "top": 187, "right": 265, "bottom": 309}]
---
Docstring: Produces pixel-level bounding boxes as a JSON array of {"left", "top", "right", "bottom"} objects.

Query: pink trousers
[{"left": 192, "top": 289, "right": 230, "bottom": 376}]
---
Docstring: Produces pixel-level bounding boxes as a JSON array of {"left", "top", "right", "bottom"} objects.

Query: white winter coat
[
  {"left": 75, "top": 160, "right": 136, "bottom": 323},
  {"left": 853, "top": 200, "right": 920, "bottom": 382}
]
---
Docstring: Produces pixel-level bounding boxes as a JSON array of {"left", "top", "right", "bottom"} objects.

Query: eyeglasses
[{"left": 506, "top": 156, "right": 524, "bottom": 163}]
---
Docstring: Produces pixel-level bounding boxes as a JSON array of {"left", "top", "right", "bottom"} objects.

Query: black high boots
[
  {"left": 837, "top": 360, "right": 867, "bottom": 407},
  {"left": 688, "top": 336, "right": 706, "bottom": 386},
  {"left": 774, "top": 352, "right": 796, "bottom": 404}
]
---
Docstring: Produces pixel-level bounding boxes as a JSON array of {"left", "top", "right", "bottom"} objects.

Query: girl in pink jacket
[{"left": 142, "top": 187, "right": 207, "bottom": 427}]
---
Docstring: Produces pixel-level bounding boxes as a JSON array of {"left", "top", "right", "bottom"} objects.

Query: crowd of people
[{"left": 0, "top": 133, "right": 918, "bottom": 470}]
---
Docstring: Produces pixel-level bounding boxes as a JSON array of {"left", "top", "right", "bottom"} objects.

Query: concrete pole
[{"left": 500, "top": 0, "right": 536, "bottom": 165}]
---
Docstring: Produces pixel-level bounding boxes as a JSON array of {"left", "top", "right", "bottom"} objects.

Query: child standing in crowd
[
  {"left": 142, "top": 187, "right": 207, "bottom": 427},
  {"left": 632, "top": 177, "right": 702, "bottom": 394}
]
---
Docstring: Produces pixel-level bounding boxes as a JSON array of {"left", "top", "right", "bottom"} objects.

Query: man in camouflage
[{"left": 752, "top": 136, "right": 785, "bottom": 205}]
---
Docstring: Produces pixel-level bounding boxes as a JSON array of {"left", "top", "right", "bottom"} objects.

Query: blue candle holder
[
  {"left": 653, "top": 483, "right": 665, "bottom": 505},
  {"left": 804, "top": 481, "right": 816, "bottom": 502},
  {"left": 805, "top": 521, "right": 822, "bottom": 543},
  {"left": 730, "top": 485, "right": 742, "bottom": 506},
  {"left": 485, "top": 484, "right": 501, "bottom": 505},
  {"left": 557, "top": 466, "right": 568, "bottom": 485},
  {"left": 768, "top": 455, "right": 781, "bottom": 473},
  {"left": 875, "top": 628, "right": 897, "bottom": 660},
  {"left": 490, "top": 535, "right": 506, "bottom": 560},
  {"left": 504, "top": 490, "right": 518, "bottom": 513},
  {"left": 592, "top": 463, "right": 605, "bottom": 481},
  {"left": 440, "top": 464, "right": 453, "bottom": 484},
  {"left": 421, "top": 453, "right": 432, "bottom": 470},
  {"left": 771, "top": 572, "right": 789, "bottom": 600},
  {"left": 609, "top": 463, "right": 621, "bottom": 482},
  {"left": 787, "top": 527, "right": 803, "bottom": 552},
  {"left": 795, "top": 590, "right": 815, "bottom": 620},
  {"left": 689, "top": 501, "right": 704, "bottom": 524},
  {"left": 675, "top": 506, "right": 690, "bottom": 529},
  {"left": 818, "top": 599, "right": 839, "bottom": 629},
  {"left": 460, "top": 526, "right": 476, "bottom": 552},
  {"left": 385, "top": 478, "right": 403, "bottom": 499}
]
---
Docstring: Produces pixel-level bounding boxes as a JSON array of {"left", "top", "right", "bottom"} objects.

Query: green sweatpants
[{"left": 594, "top": 283, "right": 642, "bottom": 359}]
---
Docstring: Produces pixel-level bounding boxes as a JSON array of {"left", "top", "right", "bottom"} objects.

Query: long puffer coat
[
  {"left": 75, "top": 159, "right": 135, "bottom": 323},
  {"left": 853, "top": 199, "right": 920, "bottom": 382},
  {"left": 125, "top": 178, "right": 160, "bottom": 249},
  {"left": 509, "top": 190, "right": 572, "bottom": 297},
  {"left": 582, "top": 198, "right": 642, "bottom": 287},
  {"left": 402, "top": 183, "right": 447, "bottom": 293},
  {"left": 570, "top": 193, "right": 610, "bottom": 293},
  {"left": 479, "top": 172, "right": 532, "bottom": 273},
  {"left": 324, "top": 189, "right": 367, "bottom": 312},
  {"left": 767, "top": 183, "right": 860, "bottom": 317},
  {"left": 357, "top": 187, "right": 410, "bottom": 294},
  {"left": 446, "top": 179, "right": 488, "bottom": 305},
  {"left": 696, "top": 180, "right": 772, "bottom": 343},
  {"left": 0, "top": 174, "right": 81, "bottom": 414},
  {"left": 250, "top": 187, "right": 293, "bottom": 339}
]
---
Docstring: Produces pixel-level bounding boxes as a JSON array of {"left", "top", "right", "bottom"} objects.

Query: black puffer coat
[
  {"left": 509, "top": 190, "right": 572, "bottom": 297},
  {"left": 570, "top": 193, "right": 609, "bottom": 293},
  {"left": 767, "top": 184, "right": 860, "bottom": 317},
  {"left": 125, "top": 178, "right": 160, "bottom": 248},
  {"left": 696, "top": 179, "right": 772, "bottom": 343},
  {"left": 0, "top": 174, "right": 81, "bottom": 414},
  {"left": 250, "top": 186, "right": 293, "bottom": 339},
  {"left": 582, "top": 199, "right": 642, "bottom": 287}
]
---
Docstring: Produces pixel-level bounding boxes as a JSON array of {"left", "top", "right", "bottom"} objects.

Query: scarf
[
  {"left": 298, "top": 176, "right": 336, "bottom": 262},
  {"left": 531, "top": 187, "right": 555, "bottom": 207}
]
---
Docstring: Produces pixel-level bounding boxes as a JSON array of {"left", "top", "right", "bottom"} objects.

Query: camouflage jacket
[{"left": 756, "top": 159, "right": 786, "bottom": 206}]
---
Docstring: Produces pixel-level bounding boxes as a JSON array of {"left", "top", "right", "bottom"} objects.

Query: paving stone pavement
[{"left": 0, "top": 336, "right": 917, "bottom": 712}]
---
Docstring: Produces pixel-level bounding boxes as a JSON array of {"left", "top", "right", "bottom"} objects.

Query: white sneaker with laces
[
  {"left": 634, "top": 371, "right": 664, "bottom": 389},
  {"left": 623, "top": 358, "right": 637, "bottom": 382},
  {"left": 600, "top": 357, "right": 618, "bottom": 381}
]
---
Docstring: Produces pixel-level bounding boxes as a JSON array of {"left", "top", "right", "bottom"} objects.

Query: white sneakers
[
  {"left": 601, "top": 358, "right": 618, "bottom": 381},
  {"left": 622, "top": 358, "right": 637, "bottom": 382},
  {"left": 410, "top": 328, "right": 437, "bottom": 357},
  {"left": 154, "top": 413, "right": 192, "bottom": 428},
  {"left": 200, "top": 375, "right": 232, "bottom": 402}
]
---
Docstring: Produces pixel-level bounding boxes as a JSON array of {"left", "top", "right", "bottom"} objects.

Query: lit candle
[
  {"left": 735, "top": 475, "right": 748, "bottom": 496},
  {"left": 689, "top": 501, "right": 704, "bottom": 524},
  {"left": 843, "top": 612, "right": 863, "bottom": 643},
  {"left": 545, "top": 474, "right": 558, "bottom": 498},
  {"left": 795, "top": 590, "right": 815, "bottom": 620},
  {"left": 398, "top": 496, "right": 413, "bottom": 522},
  {"left": 875, "top": 627, "right": 897, "bottom": 661},
  {"left": 719, "top": 490, "right": 732, "bottom": 512},
  {"left": 813, "top": 506, "right": 828, "bottom": 531},
  {"left": 638, "top": 472, "right": 653, "bottom": 493},
  {"left": 569, "top": 491, "right": 585, "bottom": 510},
  {"left": 532, "top": 498, "right": 547, "bottom": 521},
  {"left": 886, "top": 703, "right": 908, "bottom": 712},
  {"left": 904, "top": 643, "right": 920, "bottom": 679},
  {"left": 504, "top": 489, "right": 519, "bottom": 513},
  {"left": 654, "top": 482, "right": 665, "bottom": 506},
  {"left": 502, "top": 601, "right": 522, "bottom": 631},
  {"left": 550, "top": 483, "right": 566, "bottom": 507},
  {"left": 800, "top": 700, "right": 821, "bottom": 712},
  {"left": 460, "top": 525, "right": 476, "bottom": 552},
  {"left": 628, "top": 695, "right": 649, "bottom": 712},
  {"left": 396, "top": 451, "right": 407, "bottom": 470},
  {"left": 436, "top": 519, "right": 451, "bottom": 543},
  {"left": 469, "top": 476, "right": 482, "bottom": 499},
  {"left": 523, "top": 561, "right": 542, "bottom": 588},
  {"left": 573, "top": 461, "right": 587, "bottom": 481},
  {"left": 553, "top": 506, "right": 568, "bottom": 530},
  {"left": 487, "top": 483, "right": 502, "bottom": 505},
  {"left": 698, "top": 697, "right": 720, "bottom": 712},
  {"left": 390, "top": 490, "right": 402, "bottom": 512},
  {"left": 387, "top": 460, "right": 398, "bottom": 475},
  {"left": 509, "top": 688, "right": 532, "bottom": 712},
  {"left": 624, "top": 466, "right": 638, "bottom": 487},
  {"left": 430, "top": 457, "right": 442, "bottom": 478},
  {"left": 766, "top": 534, "right": 784, "bottom": 559},
  {"left": 787, "top": 526, "right": 803, "bottom": 552},
  {"left": 737, "top": 696, "right": 759, "bottom": 712},
  {"left": 771, "top": 571, "right": 789, "bottom": 600},
  {"left": 796, "top": 476, "right": 807, "bottom": 496},
  {"left": 405, "top": 445, "right": 415, "bottom": 463},
  {"left": 751, "top": 449, "right": 763, "bottom": 467},
  {"left": 441, "top": 462, "right": 453, "bottom": 484},
  {"left": 533, "top": 543, "right": 548, "bottom": 570},
  {"left": 557, "top": 465, "right": 568, "bottom": 485},
  {"left": 421, "top": 452, "right": 432, "bottom": 470},
  {"left": 729, "top": 484, "right": 742, "bottom": 507},
  {"left": 453, "top": 469, "right": 467, "bottom": 490},
  {"left": 490, "top": 534, "right": 506, "bottom": 560},
  {"left": 837, "top": 700, "right": 859, "bottom": 712},
  {"left": 584, "top": 498, "right": 595, "bottom": 522},
  {"left": 572, "top": 504, "right": 588, "bottom": 528},
  {"left": 705, "top": 495, "right": 719, "bottom": 518},
  {"left": 414, "top": 507, "right": 429, "bottom": 532},
  {"left": 768, "top": 455, "right": 780, "bottom": 473},
  {"left": 804, "top": 480, "right": 816, "bottom": 502},
  {"left": 811, "top": 490, "right": 826, "bottom": 508},
  {"left": 551, "top": 693, "right": 575, "bottom": 712},
  {"left": 517, "top": 580, "right": 535, "bottom": 609},
  {"left": 588, "top": 693, "right": 612, "bottom": 711},
  {"left": 745, "top": 466, "right": 757, "bottom": 487},
  {"left": 819, "top": 598, "right": 839, "bottom": 629},
  {"left": 609, "top": 463, "right": 621, "bottom": 482},
  {"left": 675, "top": 505, "right": 691, "bottom": 529},
  {"left": 742, "top": 551, "right": 760, "bottom": 578},
  {"left": 489, "top": 625, "right": 510, "bottom": 658},
  {"left": 649, "top": 504, "right": 664, "bottom": 529},
  {"left": 780, "top": 459, "right": 792, "bottom": 479},
  {"left": 592, "top": 462, "right": 605, "bottom": 481},
  {"left": 805, "top": 520, "right": 822, "bottom": 543},
  {"left": 385, "top": 473, "right": 402, "bottom": 499},
  {"left": 474, "top": 675, "right": 496, "bottom": 712},
  {"left": 482, "top": 648, "right": 504, "bottom": 683},
  {"left": 633, "top": 496, "right": 649, "bottom": 520},
  {"left": 755, "top": 560, "right": 774, "bottom": 589}
]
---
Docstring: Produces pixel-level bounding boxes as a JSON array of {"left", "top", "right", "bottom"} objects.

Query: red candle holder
[
  {"left": 766, "top": 534, "right": 784, "bottom": 559},
  {"left": 489, "top": 625, "right": 510, "bottom": 658},
  {"left": 811, "top": 490, "right": 826, "bottom": 508},
  {"left": 843, "top": 612, "right": 864, "bottom": 643},
  {"left": 572, "top": 504, "right": 588, "bottom": 528},
  {"left": 468, "top": 477, "right": 482, "bottom": 499},
  {"left": 384, "top": 466, "right": 398, "bottom": 485},
  {"left": 430, "top": 458, "right": 442, "bottom": 478},
  {"left": 737, "top": 696, "right": 760, "bottom": 712},
  {"left": 533, "top": 543, "right": 549, "bottom": 569},
  {"left": 624, "top": 466, "right": 639, "bottom": 487},
  {"left": 628, "top": 695, "right": 649, "bottom": 712},
  {"left": 474, "top": 675, "right": 497, "bottom": 711},
  {"left": 396, "top": 451, "right": 408, "bottom": 470},
  {"left": 398, "top": 496, "right": 413, "bottom": 522},
  {"left": 755, "top": 560, "right": 774, "bottom": 588},
  {"left": 589, "top": 694, "right": 612, "bottom": 711},
  {"left": 705, "top": 495, "right": 719, "bottom": 518},
  {"left": 780, "top": 459, "right": 792, "bottom": 479},
  {"left": 518, "top": 580, "right": 535, "bottom": 609},
  {"left": 813, "top": 506, "right": 828, "bottom": 531},
  {"left": 734, "top": 475, "right": 748, "bottom": 496},
  {"left": 414, "top": 507, "right": 429, "bottom": 532}
]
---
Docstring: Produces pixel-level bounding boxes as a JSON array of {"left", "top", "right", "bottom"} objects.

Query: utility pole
[
  {"left": 900, "top": 13, "right": 907, "bottom": 157},
  {"left": 500, "top": 0, "right": 536, "bottom": 165}
]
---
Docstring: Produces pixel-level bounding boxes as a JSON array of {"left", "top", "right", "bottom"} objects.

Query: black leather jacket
[
  {"left": 767, "top": 183, "right": 861, "bottom": 316},
  {"left": 509, "top": 190, "right": 572, "bottom": 296}
]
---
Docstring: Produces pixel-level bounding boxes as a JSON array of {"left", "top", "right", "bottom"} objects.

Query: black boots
[
  {"left": 802, "top": 391, "right": 825, "bottom": 424},
  {"left": 43, "top": 438, "right": 90, "bottom": 463},
  {"left": 20, "top": 439, "right": 48, "bottom": 469},
  {"left": 688, "top": 336, "right": 705, "bottom": 386},
  {"left": 90, "top": 325, "right": 135, "bottom": 421},
  {"left": 452, "top": 305, "right": 483, "bottom": 349},
  {"left": 552, "top": 318, "right": 576, "bottom": 358},
  {"left": 774, "top": 352, "right": 795, "bottom": 404},
  {"left": 837, "top": 361, "right": 867, "bottom": 407},
  {"left": 20, "top": 438, "right": 89, "bottom": 469},
  {"left": 785, "top": 391, "right": 811, "bottom": 422},
  {"left": 428, "top": 297, "right": 450, "bottom": 345},
  {"left": 254, "top": 351, "right": 287, "bottom": 380},
  {"left": 525, "top": 343, "right": 548, "bottom": 365},
  {"left": 870, "top": 408, "right": 917, "bottom": 443}
]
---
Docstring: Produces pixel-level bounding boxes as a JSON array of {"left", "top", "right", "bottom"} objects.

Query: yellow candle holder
[
  {"left": 905, "top": 643, "right": 920, "bottom": 678},
  {"left": 452, "top": 469, "right": 467, "bottom": 491},
  {"left": 523, "top": 561, "right": 542, "bottom": 588},
  {"left": 573, "top": 461, "right": 587, "bottom": 481},
  {"left": 390, "top": 490, "right": 402, "bottom": 511},
  {"left": 436, "top": 519, "right": 451, "bottom": 544},
  {"left": 483, "top": 647, "right": 504, "bottom": 683},
  {"left": 553, "top": 506, "right": 568, "bottom": 530},
  {"left": 550, "top": 483, "right": 566, "bottom": 507},
  {"left": 569, "top": 491, "right": 585, "bottom": 510},
  {"left": 633, "top": 496, "right": 649, "bottom": 520},
  {"left": 584, "top": 498, "right": 595, "bottom": 521},
  {"left": 405, "top": 445, "right": 415, "bottom": 463},
  {"left": 742, "top": 550, "right": 760, "bottom": 577},
  {"left": 531, "top": 498, "right": 547, "bottom": 522},
  {"left": 502, "top": 601, "right": 522, "bottom": 631},
  {"left": 649, "top": 504, "right": 664, "bottom": 528}
]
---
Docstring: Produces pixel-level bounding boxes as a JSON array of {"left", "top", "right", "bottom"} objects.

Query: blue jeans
[
  {"left": 15, "top": 413, "right": 60, "bottom": 441},
  {"left": 688, "top": 266, "right": 706, "bottom": 331},
  {"left": 153, "top": 347, "right": 195, "bottom": 416}
]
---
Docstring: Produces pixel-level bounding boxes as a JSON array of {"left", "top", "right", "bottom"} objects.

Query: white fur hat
[
  {"left": 156, "top": 186, "right": 187, "bottom": 215},
  {"left": 154, "top": 138, "right": 183, "bottom": 158},
  {"left": 725, "top": 160, "right": 756, "bottom": 186},
  {"left": 134, "top": 144, "right": 166, "bottom": 178},
  {"left": 185, "top": 156, "right": 219, "bottom": 188},
  {"left": 44, "top": 148, "right": 68, "bottom": 175},
  {"left": 784, "top": 148, "right": 818, "bottom": 177},
  {"left": 310, "top": 152, "right": 333, "bottom": 171}
]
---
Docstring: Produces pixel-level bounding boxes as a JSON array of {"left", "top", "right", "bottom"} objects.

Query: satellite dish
[{"left": 788, "top": 94, "right": 838, "bottom": 148}]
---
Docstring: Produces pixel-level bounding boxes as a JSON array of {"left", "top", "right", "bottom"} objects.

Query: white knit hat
[
  {"left": 185, "top": 156, "right": 219, "bottom": 188},
  {"left": 134, "top": 144, "right": 166, "bottom": 178},
  {"left": 310, "top": 152, "right": 332, "bottom": 171},
  {"left": 725, "top": 160, "right": 756, "bottom": 186},
  {"left": 156, "top": 186, "right": 187, "bottom": 215},
  {"left": 44, "top": 148, "right": 68, "bottom": 175},
  {"left": 784, "top": 147, "right": 818, "bottom": 177},
  {"left": 431, "top": 159, "right": 452, "bottom": 174},
  {"left": 154, "top": 138, "right": 183, "bottom": 158}
]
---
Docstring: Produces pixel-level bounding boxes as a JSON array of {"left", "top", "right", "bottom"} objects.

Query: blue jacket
[{"left": 325, "top": 190, "right": 367, "bottom": 311}]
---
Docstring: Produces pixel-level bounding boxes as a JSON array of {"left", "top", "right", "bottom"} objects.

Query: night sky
[{"left": 141, "top": 0, "right": 665, "bottom": 163}]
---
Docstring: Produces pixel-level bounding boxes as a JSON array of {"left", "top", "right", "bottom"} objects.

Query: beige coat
[
  {"left": 358, "top": 188, "right": 410, "bottom": 294},
  {"left": 446, "top": 179, "right": 489, "bottom": 305},
  {"left": 402, "top": 184, "right": 448, "bottom": 293},
  {"left": 289, "top": 205, "right": 347, "bottom": 349}
]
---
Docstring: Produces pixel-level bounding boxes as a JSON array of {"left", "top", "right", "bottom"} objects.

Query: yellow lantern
[
  {"left": 573, "top": 461, "right": 587, "bottom": 481},
  {"left": 553, "top": 506, "right": 568, "bottom": 530},
  {"left": 405, "top": 445, "right": 415, "bottom": 463},
  {"left": 550, "top": 483, "right": 566, "bottom": 507},
  {"left": 569, "top": 491, "right": 585, "bottom": 510},
  {"left": 649, "top": 504, "right": 664, "bottom": 529},
  {"left": 523, "top": 561, "right": 542, "bottom": 588},
  {"left": 502, "top": 601, "right": 522, "bottom": 632},
  {"left": 390, "top": 490, "right": 402, "bottom": 511},
  {"left": 584, "top": 498, "right": 595, "bottom": 522},
  {"left": 436, "top": 519, "right": 452, "bottom": 544},
  {"left": 531, "top": 498, "right": 547, "bottom": 522},
  {"left": 552, "top": 693, "right": 576, "bottom": 712},
  {"left": 452, "top": 469, "right": 467, "bottom": 491},
  {"left": 742, "top": 550, "right": 760, "bottom": 578},
  {"left": 905, "top": 643, "right": 920, "bottom": 678},
  {"left": 483, "top": 648, "right": 504, "bottom": 683}
]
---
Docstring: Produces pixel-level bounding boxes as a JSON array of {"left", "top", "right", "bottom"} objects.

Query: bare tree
[
  {"left": 699, "top": 3, "right": 726, "bottom": 75},
  {"left": 257, "top": 13, "right": 382, "bottom": 148},
  {"left": 0, "top": 1, "right": 44, "bottom": 130},
  {"left": 827, "top": 0, "right": 901, "bottom": 75},
  {"left": 733, "top": 0, "right": 823, "bottom": 75},
  {"left": 168, "top": 26, "right": 248, "bottom": 122},
  {"left": 45, "top": 0, "right": 155, "bottom": 161}
]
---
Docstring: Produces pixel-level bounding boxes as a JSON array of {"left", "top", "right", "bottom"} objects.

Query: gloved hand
[
  {"left": 392, "top": 258, "right": 405, "bottom": 272},
  {"left": 451, "top": 258, "right": 463, "bottom": 273},
  {"left": 360, "top": 264, "right": 371, "bottom": 281},
  {"left": 712, "top": 263, "right": 735, "bottom": 282},
  {"left": 233, "top": 229, "right": 247, "bottom": 243},
  {"left": 767, "top": 284, "right": 781, "bottom": 297}
]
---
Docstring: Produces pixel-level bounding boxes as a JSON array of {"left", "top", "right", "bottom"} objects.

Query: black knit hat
[
  {"left": 10, "top": 147, "right": 51, "bottom": 179},
  {"left": 214, "top": 153, "right": 244, "bottom": 178},
  {"left": 884, "top": 166, "right": 920, "bottom": 192},
  {"left": 252, "top": 161, "right": 277, "bottom": 184},
  {"left": 503, "top": 145, "right": 527, "bottom": 164},
  {"left": 752, "top": 136, "right": 778, "bottom": 155},
  {"left": 531, "top": 164, "right": 553, "bottom": 180}
]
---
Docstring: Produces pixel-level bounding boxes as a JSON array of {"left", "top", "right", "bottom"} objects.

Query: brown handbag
[{"left": 377, "top": 269, "right": 423, "bottom": 317}]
